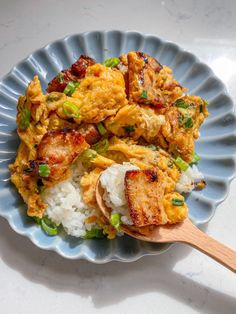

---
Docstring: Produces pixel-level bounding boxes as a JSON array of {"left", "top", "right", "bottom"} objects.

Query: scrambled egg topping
[{"left": 9, "top": 52, "right": 208, "bottom": 236}]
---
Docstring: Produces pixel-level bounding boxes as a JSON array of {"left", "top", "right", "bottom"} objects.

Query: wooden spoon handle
[{"left": 178, "top": 219, "right": 236, "bottom": 273}]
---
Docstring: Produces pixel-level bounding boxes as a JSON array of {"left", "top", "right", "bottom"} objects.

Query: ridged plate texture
[{"left": 0, "top": 31, "right": 236, "bottom": 263}]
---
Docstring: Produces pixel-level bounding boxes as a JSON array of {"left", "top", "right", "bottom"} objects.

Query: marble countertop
[{"left": 0, "top": 0, "right": 235, "bottom": 313}]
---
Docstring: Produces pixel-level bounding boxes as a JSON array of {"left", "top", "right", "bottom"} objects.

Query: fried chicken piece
[
  {"left": 47, "top": 70, "right": 78, "bottom": 93},
  {"left": 36, "top": 129, "right": 89, "bottom": 181},
  {"left": 125, "top": 168, "right": 168, "bottom": 227},
  {"left": 70, "top": 55, "right": 96, "bottom": 77},
  {"left": 47, "top": 55, "right": 96, "bottom": 93},
  {"left": 128, "top": 51, "right": 164, "bottom": 108},
  {"left": 77, "top": 123, "right": 101, "bottom": 145},
  {"left": 127, "top": 51, "right": 184, "bottom": 110}
]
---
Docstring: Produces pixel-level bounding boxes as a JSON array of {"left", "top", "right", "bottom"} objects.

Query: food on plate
[{"left": 9, "top": 51, "right": 208, "bottom": 239}]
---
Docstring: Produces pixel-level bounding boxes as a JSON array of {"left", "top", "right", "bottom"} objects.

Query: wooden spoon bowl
[{"left": 96, "top": 180, "right": 236, "bottom": 273}]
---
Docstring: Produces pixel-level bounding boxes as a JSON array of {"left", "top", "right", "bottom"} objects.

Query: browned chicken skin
[
  {"left": 77, "top": 123, "right": 101, "bottom": 145},
  {"left": 47, "top": 55, "right": 96, "bottom": 93},
  {"left": 35, "top": 129, "right": 89, "bottom": 181},
  {"left": 125, "top": 168, "right": 168, "bottom": 227},
  {"left": 127, "top": 51, "right": 184, "bottom": 109},
  {"left": 128, "top": 51, "right": 163, "bottom": 107}
]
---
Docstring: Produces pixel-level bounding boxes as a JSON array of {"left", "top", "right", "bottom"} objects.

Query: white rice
[
  {"left": 42, "top": 158, "right": 204, "bottom": 237},
  {"left": 176, "top": 164, "right": 204, "bottom": 193},
  {"left": 42, "top": 161, "right": 100, "bottom": 237},
  {"left": 100, "top": 162, "right": 139, "bottom": 225}
]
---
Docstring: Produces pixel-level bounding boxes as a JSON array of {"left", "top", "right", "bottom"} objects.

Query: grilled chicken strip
[
  {"left": 125, "top": 168, "right": 168, "bottom": 227},
  {"left": 35, "top": 129, "right": 89, "bottom": 181},
  {"left": 127, "top": 51, "right": 184, "bottom": 110},
  {"left": 47, "top": 55, "right": 96, "bottom": 93}
]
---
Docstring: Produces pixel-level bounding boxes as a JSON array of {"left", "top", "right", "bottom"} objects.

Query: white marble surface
[{"left": 0, "top": 0, "right": 236, "bottom": 313}]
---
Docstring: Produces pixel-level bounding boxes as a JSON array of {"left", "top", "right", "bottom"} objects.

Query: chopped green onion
[
  {"left": 63, "top": 81, "right": 80, "bottom": 96},
  {"left": 46, "top": 93, "right": 62, "bottom": 103},
  {"left": 123, "top": 125, "right": 135, "bottom": 134},
  {"left": 102, "top": 57, "right": 120, "bottom": 67},
  {"left": 97, "top": 122, "right": 107, "bottom": 136},
  {"left": 33, "top": 216, "right": 41, "bottom": 225},
  {"left": 38, "top": 164, "right": 50, "bottom": 177},
  {"left": 41, "top": 216, "right": 58, "bottom": 236},
  {"left": 141, "top": 90, "right": 148, "bottom": 99},
  {"left": 191, "top": 152, "right": 201, "bottom": 164},
  {"left": 92, "top": 139, "right": 109, "bottom": 154},
  {"left": 148, "top": 145, "right": 157, "bottom": 151},
  {"left": 78, "top": 149, "right": 97, "bottom": 168},
  {"left": 174, "top": 156, "right": 189, "bottom": 171},
  {"left": 172, "top": 198, "right": 184, "bottom": 206},
  {"left": 63, "top": 101, "right": 80, "bottom": 118},
  {"left": 110, "top": 213, "right": 122, "bottom": 230},
  {"left": 19, "top": 107, "right": 31, "bottom": 130},
  {"left": 184, "top": 117, "right": 193, "bottom": 128},
  {"left": 85, "top": 228, "right": 105, "bottom": 239},
  {"left": 80, "top": 149, "right": 97, "bottom": 160},
  {"left": 199, "top": 104, "right": 203, "bottom": 113},
  {"left": 174, "top": 99, "right": 189, "bottom": 109},
  {"left": 168, "top": 158, "right": 174, "bottom": 168}
]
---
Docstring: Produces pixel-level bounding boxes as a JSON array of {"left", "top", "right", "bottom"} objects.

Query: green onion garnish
[
  {"left": 174, "top": 99, "right": 189, "bottom": 109},
  {"left": 123, "top": 125, "right": 135, "bottom": 134},
  {"left": 172, "top": 198, "right": 184, "bottom": 206},
  {"left": 97, "top": 122, "right": 107, "bottom": 136},
  {"left": 85, "top": 228, "right": 105, "bottom": 239},
  {"left": 191, "top": 152, "right": 201, "bottom": 164},
  {"left": 148, "top": 145, "right": 157, "bottom": 151},
  {"left": 174, "top": 156, "right": 189, "bottom": 171},
  {"left": 41, "top": 216, "right": 58, "bottom": 236},
  {"left": 184, "top": 117, "right": 193, "bottom": 128},
  {"left": 78, "top": 149, "right": 97, "bottom": 168},
  {"left": 102, "top": 57, "right": 120, "bottom": 67},
  {"left": 63, "top": 81, "right": 80, "bottom": 96},
  {"left": 46, "top": 93, "right": 62, "bottom": 103},
  {"left": 168, "top": 158, "right": 174, "bottom": 168},
  {"left": 200, "top": 104, "right": 203, "bottom": 113},
  {"left": 63, "top": 101, "right": 80, "bottom": 119},
  {"left": 33, "top": 216, "right": 41, "bottom": 225},
  {"left": 38, "top": 164, "right": 50, "bottom": 177},
  {"left": 141, "top": 90, "right": 148, "bottom": 99},
  {"left": 19, "top": 107, "right": 31, "bottom": 130},
  {"left": 110, "top": 213, "right": 122, "bottom": 230},
  {"left": 92, "top": 139, "right": 109, "bottom": 154},
  {"left": 80, "top": 149, "right": 97, "bottom": 160}
]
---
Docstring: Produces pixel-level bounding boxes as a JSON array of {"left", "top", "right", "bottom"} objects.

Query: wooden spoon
[{"left": 96, "top": 181, "right": 236, "bottom": 273}]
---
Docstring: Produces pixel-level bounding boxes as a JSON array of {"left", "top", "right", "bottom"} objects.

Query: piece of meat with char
[
  {"left": 127, "top": 51, "right": 164, "bottom": 108},
  {"left": 77, "top": 123, "right": 101, "bottom": 145},
  {"left": 47, "top": 55, "right": 96, "bottom": 93},
  {"left": 35, "top": 129, "right": 89, "bottom": 181},
  {"left": 125, "top": 168, "right": 168, "bottom": 227}
]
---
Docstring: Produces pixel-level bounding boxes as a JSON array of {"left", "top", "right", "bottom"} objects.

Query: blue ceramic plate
[{"left": 0, "top": 31, "right": 236, "bottom": 263}]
